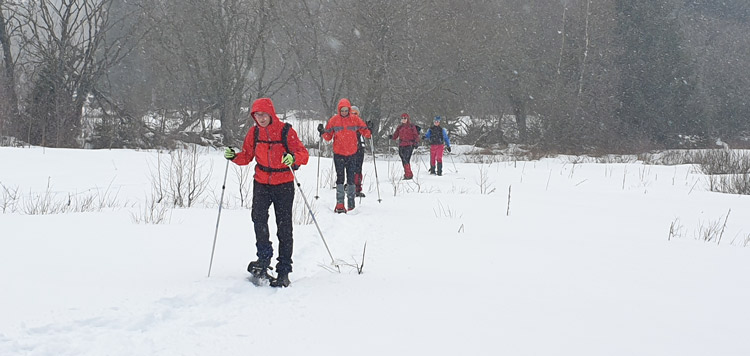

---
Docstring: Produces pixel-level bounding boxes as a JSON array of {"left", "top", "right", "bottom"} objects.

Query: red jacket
[
  {"left": 232, "top": 98, "right": 309, "bottom": 185},
  {"left": 321, "top": 98, "right": 371, "bottom": 156},
  {"left": 392, "top": 118, "right": 419, "bottom": 147}
]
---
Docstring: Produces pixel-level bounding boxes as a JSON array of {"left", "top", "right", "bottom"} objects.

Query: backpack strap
[
  {"left": 281, "top": 123, "right": 291, "bottom": 154},
  {"left": 253, "top": 123, "right": 292, "bottom": 153},
  {"left": 253, "top": 123, "right": 295, "bottom": 172}
]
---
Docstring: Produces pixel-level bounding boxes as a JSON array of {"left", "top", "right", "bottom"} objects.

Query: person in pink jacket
[{"left": 391, "top": 113, "right": 420, "bottom": 179}]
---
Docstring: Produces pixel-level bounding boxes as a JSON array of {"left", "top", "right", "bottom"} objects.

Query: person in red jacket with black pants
[
  {"left": 224, "top": 97, "right": 309, "bottom": 287},
  {"left": 391, "top": 113, "right": 420, "bottom": 180},
  {"left": 318, "top": 98, "right": 372, "bottom": 213}
]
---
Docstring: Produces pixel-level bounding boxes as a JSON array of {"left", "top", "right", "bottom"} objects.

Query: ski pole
[
  {"left": 448, "top": 148, "right": 458, "bottom": 173},
  {"left": 315, "top": 137, "right": 321, "bottom": 199},
  {"left": 330, "top": 151, "right": 335, "bottom": 189},
  {"left": 417, "top": 145, "right": 429, "bottom": 171},
  {"left": 207, "top": 158, "right": 231, "bottom": 277},
  {"left": 369, "top": 137, "right": 382, "bottom": 203},
  {"left": 388, "top": 140, "right": 392, "bottom": 176},
  {"left": 288, "top": 166, "right": 339, "bottom": 270}
]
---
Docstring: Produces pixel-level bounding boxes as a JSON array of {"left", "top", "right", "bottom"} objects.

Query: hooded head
[
  {"left": 351, "top": 105, "right": 360, "bottom": 116},
  {"left": 401, "top": 113, "right": 410, "bottom": 123},
  {"left": 250, "top": 98, "right": 280, "bottom": 126},
  {"left": 337, "top": 98, "right": 352, "bottom": 117},
  {"left": 433, "top": 116, "right": 441, "bottom": 124}
]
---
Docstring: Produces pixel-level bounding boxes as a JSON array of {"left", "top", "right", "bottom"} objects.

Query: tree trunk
[
  {"left": 0, "top": 7, "right": 20, "bottom": 135},
  {"left": 510, "top": 95, "right": 527, "bottom": 142}
]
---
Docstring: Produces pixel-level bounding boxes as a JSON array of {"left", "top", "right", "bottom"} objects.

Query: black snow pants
[{"left": 251, "top": 180, "right": 295, "bottom": 274}]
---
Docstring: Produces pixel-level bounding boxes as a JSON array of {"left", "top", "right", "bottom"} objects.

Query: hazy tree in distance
[
  {"left": 679, "top": 1, "right": 750, "bottom": 144},
  {"left": 615, "top": 0, "right": 700, "bottom": 148}
]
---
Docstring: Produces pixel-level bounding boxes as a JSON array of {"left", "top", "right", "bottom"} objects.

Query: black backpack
[{"left": 428, "top": 126, "right": 444, "bottom": 145}]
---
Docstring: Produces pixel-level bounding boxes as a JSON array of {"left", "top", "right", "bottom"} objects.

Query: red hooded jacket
[
  {"left": 392, "top": 116, "right": 420, "bottom": 147},
  {"left": 321, "top": 98, "right": 371, "bottom": 156},
  {"left": 232, "top": 98, "right": 309, "bottom": 185}
]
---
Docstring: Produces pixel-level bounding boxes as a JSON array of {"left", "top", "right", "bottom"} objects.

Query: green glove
[
  {"left": 282, "top": 153, "right": 294, "bottom": 167},
  {"left": 224, "top": 147, "right": 236, "bottom": 160}
]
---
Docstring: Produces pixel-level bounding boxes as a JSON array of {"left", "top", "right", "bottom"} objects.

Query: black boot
[
  {"left": 271, "top": 272, "right": 290, "bottom": 287},
  {"left": 437, "top": 162, "right": 443, "bottom": 176},
  {"left": 429, "top": 166, "right": 436, "bottom": 175}
]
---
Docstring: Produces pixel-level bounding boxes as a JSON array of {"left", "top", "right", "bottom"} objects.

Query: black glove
[
  {"left": 317, "top": 123, "right": 324, "bottom": 135},
  {"left": 446, "top": 146, "right": 451, "bottom": 153},
  {"left": 366, "top": 120, "right": 374, "bottom": 130}
]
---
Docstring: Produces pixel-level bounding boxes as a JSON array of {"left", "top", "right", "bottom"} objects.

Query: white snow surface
[{"left": 2, "top": 146, "right": 750, "bottom": 355}]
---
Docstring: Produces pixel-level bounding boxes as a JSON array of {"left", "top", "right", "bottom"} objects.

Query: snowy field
[{"left": 2, "top": 145, "right": 750, "bottom": 356}]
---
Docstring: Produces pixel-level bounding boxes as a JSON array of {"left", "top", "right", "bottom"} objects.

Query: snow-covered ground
[{"left": 2, "top": 146, "right": 750, "bottom": 355}]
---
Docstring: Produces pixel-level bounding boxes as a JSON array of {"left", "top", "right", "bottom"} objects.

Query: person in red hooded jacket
[
  {"left": 317, "top": 98, "right": 371, "bottom": 213},
  {"left": 224, "top": 97, "right": 309, "bottom": 287},
  {"left": 391, "top": 113, "right": 420, "bottom": 179}
]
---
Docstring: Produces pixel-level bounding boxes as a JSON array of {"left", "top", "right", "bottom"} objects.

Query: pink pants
[{"left": 430, "top": 144, "right": 444, "bottom": 166}]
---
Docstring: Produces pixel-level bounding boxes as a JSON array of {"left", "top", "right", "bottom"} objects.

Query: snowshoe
[
  {"left": 334, "top": 203, "right": 347, "bottom": 214},
  {"left": 247, "top": 261, "right": 273, "bottom": 286}
]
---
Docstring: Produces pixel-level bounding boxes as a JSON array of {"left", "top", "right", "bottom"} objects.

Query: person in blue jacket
[{"left": 423, "top": 116, "right": 451, "bottom": 176}]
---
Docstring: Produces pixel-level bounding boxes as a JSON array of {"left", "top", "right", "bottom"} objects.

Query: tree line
[{"left": 1, "top": 0, "right": 749, "bottom": 153}]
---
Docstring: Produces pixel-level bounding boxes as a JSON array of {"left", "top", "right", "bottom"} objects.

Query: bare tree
[
  {"left": 13, "top": 0, "right": 138, "bottom": 147},
  {"left": 279, "top": 0, "right": 354, "bottom": 117},
  {"left": 139, "top": 0, "right": 302, "bottom": 146},
  {"left": 0, "top": 0, "right": 21, "bottom": 139}
]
